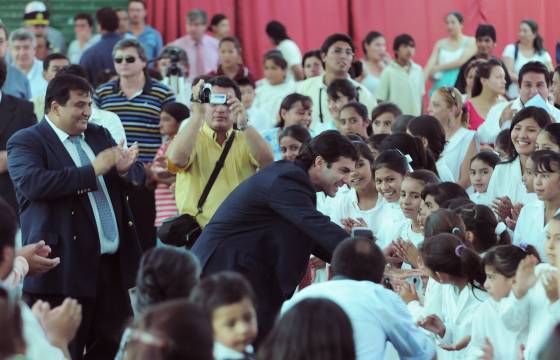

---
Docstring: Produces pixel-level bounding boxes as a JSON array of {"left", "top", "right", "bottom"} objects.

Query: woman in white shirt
[
  {"left": 253, "top": 51, "right": 296, "bottom": 122},
  {"left": 500, "top": 215, "right": 560, "bottom": 360},
  {"left": 487, "top": 106, "right": 552, "bottom": 220},
  {"left": 360, "top": 31, "right": 390, "bottom": 95},
  {"left": 413, "top": 233, "right": 488, "bottom": 360},
  {"left": 265, "top": 20, "right": 304, "bottom": 81},
  {"left": 503, "top": 20, "right": 553, "bottom": 98},
  {"left": 407, "top": 115, "right": 455, "bottom": 182},
  {"left": 467, "top": 245, "right": 536, "bottom": 360},
  {"left": 428, "top": 87, "right": 479, "bottom": 188}
]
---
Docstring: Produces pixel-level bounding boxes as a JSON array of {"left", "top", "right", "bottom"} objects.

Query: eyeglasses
[{"left": 114, "top": 56, "right": 137, "bottom": 64}]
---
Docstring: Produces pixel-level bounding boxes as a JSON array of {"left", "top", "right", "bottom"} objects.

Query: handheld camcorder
[{"left": 198, "top": 83, "right": 228, "bottom": 105}]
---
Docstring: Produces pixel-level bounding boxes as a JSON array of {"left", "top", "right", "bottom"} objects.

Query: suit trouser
[
  {"left": 25, "top": 254, "right": 132, "bottom": 360},
  {"left": 126, "top": 184, "right": 156, "bottom": 251}
]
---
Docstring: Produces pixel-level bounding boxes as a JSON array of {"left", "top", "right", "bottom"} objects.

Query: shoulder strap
[
  {"left": 514, "top": 43, "right": 519, "bottom": 61},
  {"left": 196, "top": 131, "right": 236, "bottom": 214}
]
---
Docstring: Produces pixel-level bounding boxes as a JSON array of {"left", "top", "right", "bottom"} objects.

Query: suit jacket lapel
[
  {"left": 36, "top": 119, "right": 76, "bottom": 168},
  {"left": 0, "top": 96, "right": 16, "bottom": 140}
]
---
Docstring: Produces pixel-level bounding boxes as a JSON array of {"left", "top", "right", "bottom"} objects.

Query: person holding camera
[{"left": 167, "top": 76, "right": 273, "bottom": 233}]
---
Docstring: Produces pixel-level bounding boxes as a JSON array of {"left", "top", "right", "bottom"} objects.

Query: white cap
[{"left": 25, "top": 1, "right": 47, "bottom": 14}]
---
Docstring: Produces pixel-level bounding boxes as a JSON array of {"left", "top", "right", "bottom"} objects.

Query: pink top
[
  {"left": 465, "top": 100, "right": 485, "bottom": 130},
  {"left": 171, "top": 34, "right": 219, "bottom": 83},
  {"left": 154, "top": 140, "right": 178, "bottom": 227}
]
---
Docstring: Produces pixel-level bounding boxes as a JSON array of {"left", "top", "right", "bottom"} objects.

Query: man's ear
[{"left": 314, "top": 155, "right": 326, "bottom": 169}]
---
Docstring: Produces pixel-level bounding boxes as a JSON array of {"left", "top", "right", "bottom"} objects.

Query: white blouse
[
  {"left": 513, "top": 200, "right": 560, "bottom": 261},
  {"left": 486, "top": 157, "right": 537, "bottom": 207},
  {"left": 440, "top": 127, "right": 479, "bottom": 182}
]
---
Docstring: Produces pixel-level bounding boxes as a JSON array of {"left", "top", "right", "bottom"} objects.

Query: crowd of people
[{"left": 1, "top": 1, "right": 560, "bottom": 359}]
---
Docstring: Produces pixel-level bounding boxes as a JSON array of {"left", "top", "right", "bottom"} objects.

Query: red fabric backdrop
[{"left": 146, "top": 0, "right": 560, "bottom": 80}]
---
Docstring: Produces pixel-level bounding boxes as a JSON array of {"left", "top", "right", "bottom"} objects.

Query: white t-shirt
[
  {"left": 277, "top": 39, "right": 302, "bottom": 82},
  {"left": 440, "top": 127, "right": 479, "bottom": 182},
  {"left": 486, "top": 157, "right": 537, "bottom": 207},
  {"left": 502, "top": 44, "right": 552, "bottom": 75},
  {"left": 253, "top": 81, "right": 296, "bottom": 123}
]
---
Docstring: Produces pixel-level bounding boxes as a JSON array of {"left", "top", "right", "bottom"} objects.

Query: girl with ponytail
[
  {"left": 466, "top": 244, "right": 539, "bottom": 359},
  {"left": 428, "top": 86, "right": 479, "bottom": 188},
  {"left": 455, "top": 203, "right": 511, "bottom": 254}
]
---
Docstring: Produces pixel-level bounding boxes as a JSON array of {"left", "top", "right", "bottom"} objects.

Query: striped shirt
[
  {"left": 154, "top": 139, "right": 178, "bottom": 226},
  {"left": 94, "top": 77, "right": 175, "bottom": 163}
]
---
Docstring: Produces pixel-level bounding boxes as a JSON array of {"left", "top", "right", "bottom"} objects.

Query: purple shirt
[{"left": 171, "top": 34, "right": 219, "bottom": 82}]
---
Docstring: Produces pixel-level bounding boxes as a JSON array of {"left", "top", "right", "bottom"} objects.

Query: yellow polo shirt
[{"left": 168, "top": 123, "right": 259, "bottom": 227}]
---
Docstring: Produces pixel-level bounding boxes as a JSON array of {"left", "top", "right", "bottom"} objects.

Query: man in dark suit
[
  {"left": 7, "top": 74, "right": 144, "bottom": 360},
  {"left": 192, "top": 130, "right": 358, "bottom": 341},
  {"left": 0, "top": 57, "right": 36, "bottom": 212}
]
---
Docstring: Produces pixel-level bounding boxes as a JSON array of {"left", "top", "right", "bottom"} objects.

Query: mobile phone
[
  {"left": 351, "top": 227, "right": 375, "bottom": 241},
  {"left": 209, "top": 93, "right": 228, "bottom": 105}
]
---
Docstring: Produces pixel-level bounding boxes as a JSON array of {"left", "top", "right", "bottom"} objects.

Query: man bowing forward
[{"left": 8, "top": 74, "right": 144, "bottom": 360}]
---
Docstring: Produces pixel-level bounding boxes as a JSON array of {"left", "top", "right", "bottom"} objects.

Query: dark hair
[
  {"left": 331, "top": 237, "right": 385, "bottom": 282},
  {"left": 455, "top": 204, "right": 512, "bottom": 253},
  {"left": 482, "top": 244, "right": 539, "bottom": 278},
  {"left": 56, "top": 64, "right": 88, "bottom": 79},
  {"left": 74, "top": 13, "right": 94, "bottom": 27},
  {"left": 95, "top": 69, "right": 117, "bottom": 88},
  {"left": 371, "top": 102, "right": 402, "bottom": 121},
  {"left": 296, "top": 130, "right": 359, "bottom": 170},
  {"left": 266, "top": 20, "right": 289, "bottom": 44},
  {"left": 475, "top": 24, "right": 496, "bottom": 42},
  {"left": 128, "top": 0, "right": 147, "bottom": 8},
  {"left": 407, "top": 169, "right": 440, "bottom": 185},
  {"left": 277, "top": 93, "right": 312, "bottom": 128},
  {"left": 471, "top": 59, "right": 504, "bottom": 97},
  {"left": 424, "top": 208, "right": 466, "bottom": 240},
  {"left": 366, "top": 134, "right": 389, "bottom": 154},
  {"left": 535, "top": 151, "right": 560, "bottom": 175},
  {"left": 379, "top": 133, "right": 438, "bottom": 173},
  {"left": 351, "top": 138, "right": 375, "bottom": 166},
  {"left": 264, "top": 50, "right": 288, "bottom": 70},
  {"left": 445, "top": 197, "right": 475, "bottom": 210},
  {"left": 463, "top": 59, "right": 486, "bottom": 88},
  {"left": 0, "top": 295, "right": 24, "bottom": 358},
  {"left": 135, "top": 247, "right": 200, "bottom": 314},
  {"left": 236, "top": 77, "right": 254, "bottom": 89},
  {"left": 0, "top": 198, "right": 17, "bottom": 251},
  {"left": 130, "top": 299, "right": 214, "bottom": 360},
  {"left": 162, "top": 102, "right": 190, "bottom": 124},
  {"left": 43, "top": 53, "right": 68, "bottom": 72},
  {"left": 393, "top": 33, "right": 415, "bottom": 53},
  {"left": 279, "top": 124, "right": 312, "bottom": 147},
  {"left": 190, "top": 272, "right": 256, "bottom": 315},
  {"left": 302, "top": 49, "right": 322, "bottom": 67},
  {"left": 518, "top": 61, "right": 551, "bottom": 86},
  {"left": 519, "top": 20, "right": 545, "bottom": 54},
  {"left": 495, "top": 129, "right": 515, "bottom": 160},
  {"left": 421, "top": 182, "right": 469, "bottom": 207},
  {"left": 348, "top": 60, "right": 363, "bottom": 80},
  {"left": 96, "top": 7, "right": 119, "bottom": 32},
  {"left": 160, "top": 46, "right": 189, "bottom": 67},
  {"left": 470, "top": 151, "right": 500, "bottom": 169},
  {"left": 361, "top": 31, "right": 383, "bottom": 59},
  {"left": 257, "top": 298, "right": 356, "bottom": 360},
  {"left": 420, "top": 233, "right": 485, "bottom": 290},
  {"left": 219, "top": 36, "right": 241, "bottom": 53},
  {"left": 209, "top": 13, "right": 227, "bottom": 28},
  {"left": 45, "top": 74, "right": 92, "bottom": 114},
  {"left": 0, "top": 58, "right": 6, "bottom": 89},
  {"left": 327, "top": 79, "right": 357, "bottom": 101},
  {"left": 446, "top": 11, "right": 464, "bottom": 24},
  {"left": 374, "top": 149, "right": 409, "bottom": 175},
  {"left": 540, "top": 123, "right": 560, "bottom": 148},
  {"left": 321, "top": 33, "right": 355, "bottom": 55},
  {"left": 340, "top": 101, "right": 371, "bottom": 135},
  {"left": 392, "top": 114, "right": 414, "bottom": 134},
  {"left": 207, "top": 75, "right": 242, "bottom": 100},
  {"left": 506, "top": 106, "right": 552, "bottom": 162},
  {"left": 407, "top": 115, "right": 446, "bottom": 161}
]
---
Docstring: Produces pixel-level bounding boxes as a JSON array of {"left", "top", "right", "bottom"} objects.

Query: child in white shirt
[{"left": 468, "top": 151, "right": 500, "bottom": 206}]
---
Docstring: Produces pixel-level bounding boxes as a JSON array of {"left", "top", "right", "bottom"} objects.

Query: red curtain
[{"left": 147, "top": 0, "right": 560, "bottom": 80}]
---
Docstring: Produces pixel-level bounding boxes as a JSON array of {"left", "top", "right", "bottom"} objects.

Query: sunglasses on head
[{"left": 114, "top": 56, "right": 137, "bottom": 64}]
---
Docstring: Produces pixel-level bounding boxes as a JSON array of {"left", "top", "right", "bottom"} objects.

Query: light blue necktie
[{"left": 70, "top": 136, "right": 117, "bottom": 241}]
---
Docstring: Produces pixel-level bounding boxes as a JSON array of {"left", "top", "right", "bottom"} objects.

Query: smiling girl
[
  {"left": 486, "top": 106, "right": 552, "bottom": 220},
  {"left": 337, "top": 102, "right": 371, "bottom": 139}
]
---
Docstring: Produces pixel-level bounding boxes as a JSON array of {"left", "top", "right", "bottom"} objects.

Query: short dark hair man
[
  {"left": 7, "top": 74, "right": 145, "bottom": 359},
  {"left": 127, "top": 0, "right": 163, "bottom": 62},
  {"left": 191, "top": 130, "right": 359, "bottom": 342},
  {"left": 282, "top": 237, "right": 436, "bottom": 359},
  {"left": 455, "top": 24, "right": 512, "bottom": 93}
]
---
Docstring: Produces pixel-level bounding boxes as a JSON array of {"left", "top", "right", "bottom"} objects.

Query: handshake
[{"left": 92, "top": 140, "right": 139, "bottom": 177}]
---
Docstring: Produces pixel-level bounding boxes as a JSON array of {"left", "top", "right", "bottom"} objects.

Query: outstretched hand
[{"left": 116, "top": 140, "right": 139, "bottom": 175}]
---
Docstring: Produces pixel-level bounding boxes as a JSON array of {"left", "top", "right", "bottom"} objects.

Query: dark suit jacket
[
  {"left": 192, "top": 160, "right": 348, "bottom": 301},
  {"left": 7, "top": 120, "right": 144, "bottom": 298},
  {"left": 0, "top": 94, "right": 36, "bottom": 212}
]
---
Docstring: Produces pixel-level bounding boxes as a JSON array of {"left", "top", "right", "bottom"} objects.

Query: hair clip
[
  {"left": 495, "top": 222, "right": 508, "bottom": 236},
  {"left": 454, "top": 244, "right": 466, "bottom": 257},
  {"left": 516, "top": 242, "right": 528, "bottom": 252},
  {"left": 451, "top": 227, "right": 462, "bottom": 235}
]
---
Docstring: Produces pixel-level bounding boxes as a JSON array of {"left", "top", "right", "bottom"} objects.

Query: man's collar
[
  {"left": 201, "top": 122, "right": 234, "bottom": 142},
  {"left": 44, "top": 114, "right": 84, "bottom": 143},
  {"left": 112, "top": 75, "right": 153, "bottom": 94}
]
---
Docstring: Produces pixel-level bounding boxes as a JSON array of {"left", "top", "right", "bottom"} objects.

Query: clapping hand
[
  {"left": 417, "top": 314, "right": 446, "bottom": 338},
  {"left": 396, "top": 281, "right": 419, "bottom": 304},
  {"left": 440, "top": 336, "right": 471, "bottom": 351},
  {"left": 17, "top": 240, "right": 60, "bottom": 276},
  {"left": 341, "top": 217, "right": 367, "bottom": 234},
  {"left": 394, "top": 239, "right": 420, "bottom": 268},
  {"left": 492, "top": 196, "right": 513, "bottom": 221},
  {"left": 116, "top": 140, "right": 139, "bottom": 175},
  {"left": 541, "top": 270, "right": 559, "bottom": 303},
  {"left": 512, "top": 255, "right": 539, "bottom": 299},
  {"left": 32, "top": 298, "right": 82, "bottom": 355}
]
